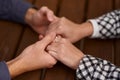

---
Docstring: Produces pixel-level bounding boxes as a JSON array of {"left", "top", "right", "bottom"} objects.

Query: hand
[
  {"left": 47, "top": 36, "right": 84, "bottom": 69},
  {"left": 25, "top": 6, "right": 57, "bottom": 35},
  {"left": 7, "top": 32, "right": 57, "bottom": 78},
  {"left": 46, "top": 17, "right": 93, "bottom": 43}
]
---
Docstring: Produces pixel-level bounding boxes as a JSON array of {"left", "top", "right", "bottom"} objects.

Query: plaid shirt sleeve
[
  {"left": 76, "top": 55, "right": 120, "bottom": 80},
  {"left": 90, "top": 10, "right": 120, "bottom": 39}
]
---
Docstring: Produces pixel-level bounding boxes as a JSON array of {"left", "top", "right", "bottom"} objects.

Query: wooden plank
[
  {"left": 44, "top": 62, "right": 75, "bottom": 80},
  {"left": 83, "top": 0, "right": 114, "bottom": 63},
  {"left": 87, "top": 0, "right": 113, "bottom": 19},
  {"left": 13, "top": 26, "right": 40, "bottom": 80},
  {"left": 115, "top": 40, "right": 120, "bottom": 67},
  {"left": 15, "top": 27, "right": 38, "bottom": 56},
  {"left": 0, "top": 21, "right": 23, "bottom": 61},
  {"left": 44, "top": 0, "right": 86, "bottom": 80},
  {"left": 12, "top": 0, "right": 41, "bottom": 80},
  {"left": 14, "top": 0, "right": 59, "bottom": 79},
  {"left": 115, "top": 0, "right": 120, "bottom": 9},
  {"left": 114, "top": 0, "right": 120, "bottom": 67},
  {"left": 58, "top": 0, "right": 85, "bottom": 23},
  {"left": 34, "top": 1, "right": 76, "bottom": 80},
  {"left": 13, "top": 0, "right": 46, "bottom": 79},
  {"left": 35, "top": 0, "right": 58, "bottom": 14},
  {"left": 83, "top": 39, "right": 114, "bottom": 62},
  {"left": 13, "top": 70, "right": 40, "bottom": 80}
]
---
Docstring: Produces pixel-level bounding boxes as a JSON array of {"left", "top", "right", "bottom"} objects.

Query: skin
[
  {"left": 47, "top": 17, "right": 93, "bottom": 43},
  {"left": 46, "top": 17, "right": 94, "bottom": 69},
  {"left": 47, "top": 36, "right": 84, "bottom": 69},
  {"left": 25, "top": 6, "right": 57, "bottom": 35},
  {"left": 7, "top": 32, "right": 57, "bottom": 78},
  {"left": 6, "top": 7, "right": 57, "bottom": 78},
  {"left": 6, "top": 7, "right": 94, "bottom": 78}
]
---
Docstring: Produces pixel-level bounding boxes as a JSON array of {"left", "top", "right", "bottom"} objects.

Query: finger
[
  {"left": 47, "top": 10, "right": 54, "bottom": 21},
  {"left": 48, "top": 50, "right": 58, "bottom": 59},
  {"left": 39, "top": 6, "right": 55, "bottom": 21},
  {"left": 40, "top": 32, "right": 56, "bottom": 48},
  {"left": 46, "top": 44, "right": 57, "bottom": 52},
  {"left": 47, "top": 11, "right": 59, "bottom": 22},
  {"left": 46, "top": 19, "right": 60, "bottom": 35}
]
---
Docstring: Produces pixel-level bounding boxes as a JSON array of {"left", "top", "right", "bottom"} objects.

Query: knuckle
[
  {"left": 42, "top": 6, "right": 48, "bottom": 9},
  {"left": 48, "top": 60, "right": 57, "bottom": 68},
  {"left": 40, "top": 6, "right": 48, "bottom": 11},
  {"left": 50, "top": 10, "right": 53, "bottom": 14},
  {"left": 61, "top": 17, "right": 65, "bottom": 20}
]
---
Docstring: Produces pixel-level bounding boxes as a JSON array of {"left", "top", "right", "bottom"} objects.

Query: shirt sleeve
[
  {"left": 0, "top": 0, "right": 33, "bottom": 24},
  {"left": 76, "top": 55, "right": 120, "bottom": 80},
  {"left": 89, "top": 10, "right": 120, "bottom": 39},
  {"left": 0, "top": 61, "right": 11, "bottom": 80}
]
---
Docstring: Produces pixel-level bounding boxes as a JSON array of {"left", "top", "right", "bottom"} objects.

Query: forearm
[
  {"left": 90, "top": 10, "right": 120, "bottom": 39},
  {"left": 76, "top": 22, "right": 93, "bottom": 40},
  {"left": 7, "top": 58, "right": 26, "bottom": 78},
  {"left": 76, "top": 55, "right": 120, "bottom": 79},
  {"left": 76, "top": 10, "right": 120, "bottom": 40}
]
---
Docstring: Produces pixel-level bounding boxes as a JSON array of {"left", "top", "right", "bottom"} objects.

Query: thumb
[
  {"left": 40, "top": 32, "right": 56, "bottom": 48},
  {"left": 39, "top": 6, "right": 55, "bottom": 22}
]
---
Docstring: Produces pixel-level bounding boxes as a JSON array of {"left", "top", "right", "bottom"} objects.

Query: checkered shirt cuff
[
  {"left": 76, "top": 55, "right": 120, "bottom": 80},
  {"left": 89, "top": 10, "right": 120, "bottom": 39}
]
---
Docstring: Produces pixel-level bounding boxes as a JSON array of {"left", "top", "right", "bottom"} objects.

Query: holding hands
[
  {"left": 25, "top": 7, "right": 88, "bottom": 70},
  {"left": 7, "top": 6, "right": 92, "bottom": 78},
  {"left": 7, "top": 33, "right": 57, "bottom": 78},
  {"left": 46, "top": 17, "right": 93, "bottom": 43},
  {"left": 25, "top": 6, "right": 58, "bottom": 35},
  {"left": 47, "top": 36, "right": 84, "bottom": 69}
]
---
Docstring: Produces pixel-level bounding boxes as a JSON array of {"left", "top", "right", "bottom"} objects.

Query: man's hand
[
  {"left": 47, "top": 36, "right": 84, "bottom": 69},
  {"left": 25, "top": 6, "right": 57, "bottom": 35},
  {"left": 7, "top": 32, "right": 57, "bottom": 78},
  {"left": 46, "top": 17, "right": 93, "bottom": 43}
]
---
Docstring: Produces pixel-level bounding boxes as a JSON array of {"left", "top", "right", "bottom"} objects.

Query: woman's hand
[{"left": 47, "top": 36, "right": 84, "bottom": 69}]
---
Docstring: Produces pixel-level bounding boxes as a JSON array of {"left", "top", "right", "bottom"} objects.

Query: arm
[
  {"left": 0, "top": 33, "right": 56, "bottom": 79},
  {"left": 76, "top": 55, "right": 120, "bottom": 80},
  {"left": 7, "top": 33, "right": 56, "bottom": 78},
  {"left": 0, "top": 0, "right": 33, "bottom": 23},
  {"left": 90, "top": 10, "right": 120, "bottom": 39},
  {"left": 47, "top": 10, "right": 120, "bottom": 43},
  {"left": 0, "top": 0, "right": 56, "bottom": 35},
  {"left": 47, "top": 36, "right": 120, "bottom": 80}
]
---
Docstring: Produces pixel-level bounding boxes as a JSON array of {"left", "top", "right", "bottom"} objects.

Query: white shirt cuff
[{"left": 89, "top": 19, "right": 100, "bottom": 38}]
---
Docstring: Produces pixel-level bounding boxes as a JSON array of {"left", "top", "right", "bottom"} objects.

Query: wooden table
[{"left": 0, "top": 0, "right": 120, "bottom": 80}]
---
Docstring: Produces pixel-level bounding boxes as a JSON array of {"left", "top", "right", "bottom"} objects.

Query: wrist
[
  {"left": 77, "top": 22, "right": 93, "bottom": 39},
  {"left": 73, "top": 52, "right": 84, "bottom": 70},
  {"left": 25, "top": 8, "right": 37, "bottom": 26},
  {"left": 7, "top": 57, "right": 26, "bottom": 78}
]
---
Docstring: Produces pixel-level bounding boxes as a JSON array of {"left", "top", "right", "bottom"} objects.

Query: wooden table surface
[{"left": 0, "top": 0, "right": 120, "bottom": 80}]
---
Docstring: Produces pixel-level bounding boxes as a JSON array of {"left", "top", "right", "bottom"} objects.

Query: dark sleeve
[
  {"left": 0, "top": 0, "right": 33, "bottom": 24},
  {"left": 76, "top": 55, "right": 120, "bottom": 80},
  {"left": 0, "top": 61, "right": 11, "bottom": 80}
]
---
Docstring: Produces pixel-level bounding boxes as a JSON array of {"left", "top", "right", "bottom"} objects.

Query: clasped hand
[{"left": 7, "top": 6, "right": 86, "bottom": 78}]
